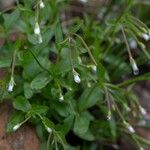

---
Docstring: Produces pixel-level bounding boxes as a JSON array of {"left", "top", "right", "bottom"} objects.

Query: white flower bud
[
  {"left": 107, "top": 111, "right": 111, "bottom": 120},
  {"left": 8, "top": 77, "right": 15, "bottom": 92},
  {"left": 128, "top": 125, "right": 135, "bottom": 133},
  {"left": 80, "top": 0, "right": 88, "bottom": 3},
  {"left": 124, "top": 121, "right": 135, "bottom": 133},
  {"left": 129, "top": 39, "right": 137, "bottom": 49},
  {"left": 38, "top": 34, "right": 43, "bottom": 44},
  {"left": 140, "top": 106, "right": 147, "bottom": 115},
  {"left": 73, "top": 70, "right": 81, "bottom": 84},
  {"left": 13, "top": 123, "right": 21, "bottom": 131},
  {"left": 39, "top": 0, "right": 45, "bottom": 8},
  {"left": 59, "top": 94, "right": 64, "bottom": 102},
  {"left": 91, "top": 65, "right": 97, "bottom": 74},
  {"left": 130, "top": 58, "right": 139, "bottom": 75},
  {"left": 46, "top": 127, "right": 52, "bottom": 133},
  {"left": 142, "top": 33, "right": 150, "bottom": 41},
  {"left": 34, "top": 22, "right": 40, "bottom": 35}
]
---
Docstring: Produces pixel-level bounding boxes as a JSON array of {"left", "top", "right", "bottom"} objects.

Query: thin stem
[
  {"left": 117, "top": 72, "right": 150, "bottom": 87},
  {"left": 47, "top": 132, "right": 52, "bottom": 150},
  {"left": 11, "top": 49, "right": 17, "bottom": 77},
  {"left": 28, "top": 49, "right": 51, "bottom": 75},
  {"left": 72, "top": 33, "right": 97, "bottom": 66},
  {"left": 121, "top": 25, "right": 132, "bottom": 59},
  {"left": 68, "top": 37, "right": 74, "bottom": 71}
]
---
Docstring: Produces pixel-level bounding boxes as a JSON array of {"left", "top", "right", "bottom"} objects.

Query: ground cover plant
[{"left": 0, "top": 0, "right": 150, "bottom": 149}]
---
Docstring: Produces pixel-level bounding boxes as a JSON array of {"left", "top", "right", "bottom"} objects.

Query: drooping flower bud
[
  {"left": 129, "top": 39, "right": 137, "bottom": 49},
  {"left": 124, "top": 121, "right": 135, "bottom": 133},
  {"left": 130, "top": 58, "right": 139, "bottom": 75},
  {"left": 46, "top": 126, "right": 52, "bottom": 133},
  {"left": 73, "top": 69, "right": 81, "bottom": 84},
  {"left": 38, "top": 34, "right": 43, "bottom": 44},
  {"left": 107, "top": 111, "right": 111, "bottom": 120},
  {"left": 39, "top": 0, "right": 45, "bottom": 8},
  {"left": 13, "top": 123, "right": 21, "bottom": 131},
  {"left": 91, "top": 65, "right": 97, "bottom": 74},
  {"left": 140, "top": 106, "right": 147, "bottom": 115},
  {"left": 34, "top": 22, "right": 40, "bottom": 35},
  {"left": 8, "top": 77, "right": 15, "bottom": 92},
  {"left": 59, "top": 93, "right": 64, "bottom": 102}
]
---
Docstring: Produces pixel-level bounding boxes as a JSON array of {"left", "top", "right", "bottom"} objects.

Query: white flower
[
  {"left": 142, "top": 33, "right": 150, "bottom": 41},
  {"left": 129, "top": 39, "right": 137, "bottom": 49},
  {"left": 46, "top": 127, "right": 52, "bottom": 133},
  {"left": 13, "top": 123, "right": 21, "bottom": 131},
  {"left": 34, "top": 22, "right": 40, "bottom": 35},
  {"left": 124, "top": 121, "right": 135, "bottom": 133},
  {"left": 140, "top": 106, "right": 147, "bottom": 115},
  {"left": 107, "top": 111, "right": 111, "bottom": 120},
  {"left": 128, "top": 125, "right": 135, "bottom": 133},
  {"left": 38, "top": 34, "right": 43, "bottom": 44},
  {"left": 8, "top": 77, "right": 15, "bottom": 92},
  {"left": 140, "top": 147, "right": 144, "bottom": 150},
  {"left": 80, "top": 0, "right": 88, "bottom": 3},
  {"left": 59, "top": 93, "right": 64, "bottom": 102},
  {"left": 91, "top": 65, "right": 97, "bottom": 74},
  {"left": 130, "top": 58, "right": 139, "bottom": 75},
  {"left": 73, "top": 69, "right": 81, "bottom": 84},
  {"left": 39, "top": 0, "right": 45, "bottom": 8}
]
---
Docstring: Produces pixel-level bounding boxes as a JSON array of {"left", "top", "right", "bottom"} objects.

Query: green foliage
[{"left": 0, "top": 0, "right": 150, "bottom": 149}]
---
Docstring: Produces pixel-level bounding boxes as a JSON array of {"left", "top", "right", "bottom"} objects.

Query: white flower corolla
[
  {"left": 130, "top": 58, "right": 139, "bottom": 75},
  {"left": 129, "top": 39, "right": 137, "bottom": 49},
  {"left": 124, "top": 121, "right": 135, "bottom": 133},
  {"left": 46, "top": 127, "right": 52, "bottom": 133},
  {"left": 140, "top": 106, "right": 147, "bottom": 115},
  {"left": 127, "top": 125, "right": 135, "bottom": 133},
  {"left": 80, "top": 0, "right": 88, "bottom": 3},
  {"left": 59, "top": 93, "right": 64, "bottom": 102},
  {"left": 13, "top": 123, "right": 21, "bottom": 131},
  {"left": 91, "top": 65, "right": 97, "bottom": 74},
  {"left": 38, "top": 34, "right": 43, "bottom": 44},
  {"left": 142, "top": 33, "right": 150, "bottom": 41},
  {"left": 8, "top": 77, "right": 15, "bottom": 92},
  {"left": 140, "top": 27, "right": 150, "bottom": 41},
  {"left": 73, "top": 69, "right": 81, "bottom": 84},
  {"left": 34, "top": 22, "right": 40, "bottom": 35},
  {"left": 107, "top": 111, "right": 111, "bottom": 120},
  {"left": 39, "top": 0, "right": 45, "bottom": 8}
]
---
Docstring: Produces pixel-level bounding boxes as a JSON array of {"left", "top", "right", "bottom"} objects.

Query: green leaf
[
  {"left": 28, "top": 104, "right": 49, "bottom": 115},
  {"left": 31, "top": 72, "right": 51, "bottom": 90},
  {"left": 78, "top": 85, "right": 103, "bottom": 111},
  {"left": 6, "top": 112, "right": 24, "bottom": 133},
  {"left": 13, "top": 96, "right": 31, "bottom": 112},
  {"left": 24, "top": 82, "right": 34, "bottom": 99},
  {"left": 3, "top": 9, "right": 20, "bottom": 30},
  {"left": 73, "top": 113, "right": 90, "bottom": 136}
]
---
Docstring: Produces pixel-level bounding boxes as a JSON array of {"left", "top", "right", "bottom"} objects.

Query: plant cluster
[{"left": 0, "top": 0, "right": 150, "bottom": 149}]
